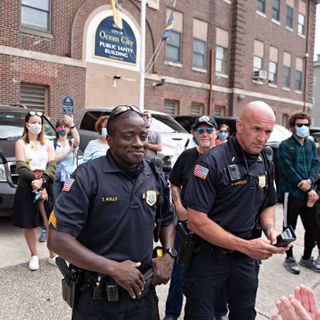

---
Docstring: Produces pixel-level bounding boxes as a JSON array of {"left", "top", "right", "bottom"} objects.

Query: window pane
[
  {"left": 21, "top": 6, "right": 48, "bottom": 30},
  {"left": 257, "top": 0, "right": 265, "bottom": 13},
  {"left": 193, "top": 39, "right": 206, "bottom": 55},
  {"left": 298, "top": 14, "right": 305, "bottom": 34},
  {"left": 295, "top": 70, "right": 302, "bottom": 90},
  {"left": 272, "top": 0, "right": 280, "bottom": 20},
  {"left": 253, "top": 56, "right": 262, "bottom": 71},
  {"left": 283, "top": 66, "right": 291, "bottom": 87},
  {"left": 268, "top": 61, "right": 277, "bottom": 83},
  {"left": 164, "top": 100, "right": 178, "bottom": 116},
  {"left": 168, "top": 31, "right": 180, "bottom": 47},
  {"left": 286, "top": 6, "right": 293, "bottom": 28},
  {"left": 166, "top": 46, "right": 180, "bottom": 61},
  {"left": 193, "top": 53, "right": 205, "bottom": 68},
  {"left": 22, "top": 0, "right": 49, "bottom": 11}
]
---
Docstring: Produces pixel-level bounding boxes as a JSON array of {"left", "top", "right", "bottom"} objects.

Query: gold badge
[
  {"left": 146, "top": 190, "right": 157, "bottom": 206},
  {"left": 258, "top": 175, "right": 266, "bottom": 189}
]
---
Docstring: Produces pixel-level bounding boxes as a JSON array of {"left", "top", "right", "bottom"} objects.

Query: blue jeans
[
  {"left": 165, "top": 234, "right": 228, "bottom": 318},
  {"left": 53, "top": 180, "right": 64, "bottom": 201}
]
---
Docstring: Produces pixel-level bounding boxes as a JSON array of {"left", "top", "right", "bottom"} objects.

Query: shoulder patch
[
  {"left": 48, "top": 211, "right": 56, "bottom": 228},
  {"left": 62, "top": 178, "right": 75, "bottom": 192},
  {"left": 194, "top": 164, "right": 209, "bottom": 180}
]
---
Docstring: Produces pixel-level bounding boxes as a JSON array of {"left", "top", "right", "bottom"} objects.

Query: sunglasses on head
[
  {"left": 110, "top": 105, "right": 143, "bottom": 119},
  {"left": 195, "top": 127, "right": 214, "bottom": 134},
  {"left": 295, "top": 123, "right": 309, "bottom": 127},
  {"left": 28, "top": 111, "right": 43, "bottom": 117}
]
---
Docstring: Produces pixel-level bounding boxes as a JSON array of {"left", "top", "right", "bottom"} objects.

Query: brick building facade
[{"left": 0, "top": 0, "right": 319, "bottom": 125}]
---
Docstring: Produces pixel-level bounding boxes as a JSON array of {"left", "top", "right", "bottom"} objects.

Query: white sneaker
[
  {"left": 29, "top": 256, "right": 39, "bottom": 271},
  {"left": 48, "top": 256, "right": 58, "bottom": 266}
]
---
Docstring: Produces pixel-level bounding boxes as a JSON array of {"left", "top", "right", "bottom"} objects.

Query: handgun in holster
[
  {"left": 176, "top": 221, "right": 196, "bottom": 267},
  {"left": 136, "top": 268, "right": 154, "bottom": 300},
  {"left": 56, "top": 257, "right": 80, "bottom": 308}
]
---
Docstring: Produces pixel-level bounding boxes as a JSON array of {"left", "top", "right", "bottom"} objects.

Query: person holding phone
[{"left": 182, "top": 101, "right": 290, "bottom": 320}]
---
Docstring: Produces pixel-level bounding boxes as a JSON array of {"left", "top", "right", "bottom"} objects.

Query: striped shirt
[{"left": 83, "top": 139, "right": 109, "bottom": 163}]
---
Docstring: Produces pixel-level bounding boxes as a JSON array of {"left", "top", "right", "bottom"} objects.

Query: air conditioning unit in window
[{"left": 253, "top": 70, "right": 267, "bottom": 80}]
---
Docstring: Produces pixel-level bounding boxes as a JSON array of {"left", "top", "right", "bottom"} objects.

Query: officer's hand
[
  {"left": 151, "top": 254, "right": 174, "bottom": 286},
  {"left": 112, "top": 261, "right": 145, "bottom": 299},
  {"left": 245, "top": 238, "right": 288, "bottom": 260}
]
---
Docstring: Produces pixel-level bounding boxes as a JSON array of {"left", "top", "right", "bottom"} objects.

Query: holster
[
  {"left": 56, "top": 257, "right": 80, "bottom": 308},
  {"left": 176, "top": 221, "right": 196, "bottom": 267}
]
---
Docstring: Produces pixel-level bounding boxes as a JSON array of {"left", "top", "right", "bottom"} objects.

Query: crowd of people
[{"left": 11, "top": 102, "right": 320, "bottom": 319}]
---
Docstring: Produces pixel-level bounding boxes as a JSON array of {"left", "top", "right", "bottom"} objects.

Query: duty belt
[
  {"left": 80, "top": 269, "right": 153, "bottom": 302},
  {"left": 195, "top": 236, "right": 234, "bottom": 257}
]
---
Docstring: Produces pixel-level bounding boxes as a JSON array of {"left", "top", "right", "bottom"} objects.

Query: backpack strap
[{"left": 150, "top": 157, "right": 165, "bottom": 242}]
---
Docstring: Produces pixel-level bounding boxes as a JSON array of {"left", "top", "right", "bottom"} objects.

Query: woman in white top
[
  {"left": 83, "top": 115, "right": 109, "bottom": 163},
  {"left": 12, "top": 111, "right": 57, "bottom": 271}
]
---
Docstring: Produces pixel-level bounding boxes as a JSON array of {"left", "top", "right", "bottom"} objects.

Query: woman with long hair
[{"left": 12, "top": 111, "right": 57, "bottom": 270}]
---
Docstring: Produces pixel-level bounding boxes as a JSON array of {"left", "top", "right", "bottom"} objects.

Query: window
[
  {"left": 283, "top": 66, "right": 291, "bottom": 88},
  {"left": 213, "top": 106, "right": 225, "bottom": 117},
  {"left": 191, "top": 103, "right": 205, "bottom": 115},
  {"left": 164, "top": 100, "right": 179, "bottom": 116},
  {"left": 295, "top": 57, "right": 303, "bottom": 91},
  {"left": 165, "top": 31, "right": 181, "bottom": 62},
  {"left": 21, "top": 0, "right": 50, "bottom": 32},
  {"left": 269, "top": 62, "right": 278, "bottom": 84},
  {"left": 295, "top": 70, "right": 302, "bottom": 91},
  {"left": 268, "top": 46, "right": 278, "bottom": 84},
  {"left": 280, "top": 114, "right": 289, "bottom": 128},
  {"left": 215, "top": 28, "right": 229, "bottom": 75},
  {"left": 298, "top": 13, "right": 305, "bottom": 35},
  {"left": 193, "top": 39, "right": 206, "bottom": 69},
  {"left": 253, "top": 40, "right": 264, "bottom": 71},
  {"left": 283, "top": 52, "right": 291, "bottom": 88},
  {"left": 286, "top": 5, "right": 293, "bottom": 28},
  {"left": 257, "top": 0, "right": 265, "bottom": 13},
  {"left": 298, "top": 1, "right": 306, "bottom": 36},
  {"left": 20, "top": 84, "right": 48, "bottom": 112},
  {"left": 192, "top": 19, "right": 208, "bottom": 69},
  {"left": 165, "top": 10, "right": 183, "bottom": 63},
  {"left": 216, "top": 46, "right": 228, "bottom": 74},
  {"left": 272, "top": 0, "right": 280, "bottom": 21}
]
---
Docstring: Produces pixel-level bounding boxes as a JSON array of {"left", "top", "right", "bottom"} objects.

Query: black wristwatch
[{"left": 164, "top": 248, "right": 178, "bottom": 258}]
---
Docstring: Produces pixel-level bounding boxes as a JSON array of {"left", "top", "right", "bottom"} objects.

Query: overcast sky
[{"left": 315, "top": 5, "right": 320, "bottom": 57}]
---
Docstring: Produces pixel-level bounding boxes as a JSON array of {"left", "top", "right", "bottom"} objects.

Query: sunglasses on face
[
  {"left": 28, "top": 111, "right": 43, "bottom": 117},
  {"left": 295, "top": 123, "right": 310, "bottom": 127},
  {"left": 110, "top": 105, "right": 143, "bottom": 119},
  {"left": 195, "top": 127, "right": 214, "bottom": 135}
]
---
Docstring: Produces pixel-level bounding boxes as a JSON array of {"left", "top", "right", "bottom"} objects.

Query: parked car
[
  {"left": 76, "top": 108, "right": 193, "bottom": 168},
  {"left": 0, "top": 105, "right": 57, "bottom": 216}
]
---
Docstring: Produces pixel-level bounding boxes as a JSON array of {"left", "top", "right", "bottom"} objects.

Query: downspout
[
  {"left": 208, "top": 49, "right": 214, "bottom": 115},
  {"left": 303, "top": 0, "right": 311, "bottom": 112}
]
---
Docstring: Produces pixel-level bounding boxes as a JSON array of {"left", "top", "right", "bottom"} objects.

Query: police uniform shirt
[
  {"left": 184, "top": 136, "right": 277, "bottom": 239},
  {"left": 169, "top": 147, "right": 200, "bottom": 206},
  {"left": 49, "top": 150, "right": 173, "bottom": 271}
]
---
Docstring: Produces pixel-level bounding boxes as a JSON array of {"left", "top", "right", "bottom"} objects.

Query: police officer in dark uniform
[
  {"left": 48, "top": 105, "right": 175, "bottom": 320},
  {"left": 183, "top": 101, "right": 290, "bottom": 320}
]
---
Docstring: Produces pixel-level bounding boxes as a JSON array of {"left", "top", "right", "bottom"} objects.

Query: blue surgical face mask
[
  {"left": 101, "top": 127, "right": 108, "bottom": 138},
  {"left": 218, "top": 132, "right": 228, "bottom": 140},
  {"left": 295, "top": 125, "right": 309, "bottom": 138}
]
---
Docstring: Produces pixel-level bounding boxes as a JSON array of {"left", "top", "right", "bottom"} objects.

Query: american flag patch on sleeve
[
  {"left": 62, "top": 178, "right": 75, "bottom": 192},
  {"left": 194, "top": 164, "right": 209, "bottom": 180}
]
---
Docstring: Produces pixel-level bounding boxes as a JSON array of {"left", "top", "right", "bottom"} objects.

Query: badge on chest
[{"left": 146, "top": 190, "right": 157, "bottom": 206}]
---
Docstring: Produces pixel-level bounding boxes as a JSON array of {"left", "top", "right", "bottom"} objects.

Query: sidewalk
[{"left": 0, "top": 204, "right": 319, "bottom": 319}]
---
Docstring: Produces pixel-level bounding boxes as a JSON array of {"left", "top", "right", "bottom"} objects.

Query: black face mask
[{"left": 110, "top": 151, "right": 144, "bottom": 179}]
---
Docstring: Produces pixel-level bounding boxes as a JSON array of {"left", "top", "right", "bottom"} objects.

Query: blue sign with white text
[
  {"left": 95, "top": 16, "right": 137, "bottom": 65},
  {"left": 62, "top": 96, "right": 74, "bottom": 114}
]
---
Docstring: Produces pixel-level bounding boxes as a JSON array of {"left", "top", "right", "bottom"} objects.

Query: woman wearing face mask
[
  {"left": 215, "top": 123, "right": 230, "bottom": 145},
  {"left": 12, "top": 111, "right": 57, "bottom": 270},
  {"left": 53, "top": 114, "right": 80, "bottom": 199},
  {"left": 83, "top": 115, "right": 109, "bottom": 163}
]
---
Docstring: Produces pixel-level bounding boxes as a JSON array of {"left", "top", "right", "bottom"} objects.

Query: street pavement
[{"left": 0, "top": 204, "right": 319, "bottom": 320}]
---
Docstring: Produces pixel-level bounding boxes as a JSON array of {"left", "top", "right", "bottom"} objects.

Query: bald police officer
[
  {"left": 48, "top": 105, "right": 175, "bottom": 320},
  {"left": 183, "top": 101, "right": 290, "bottom": 320}
]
